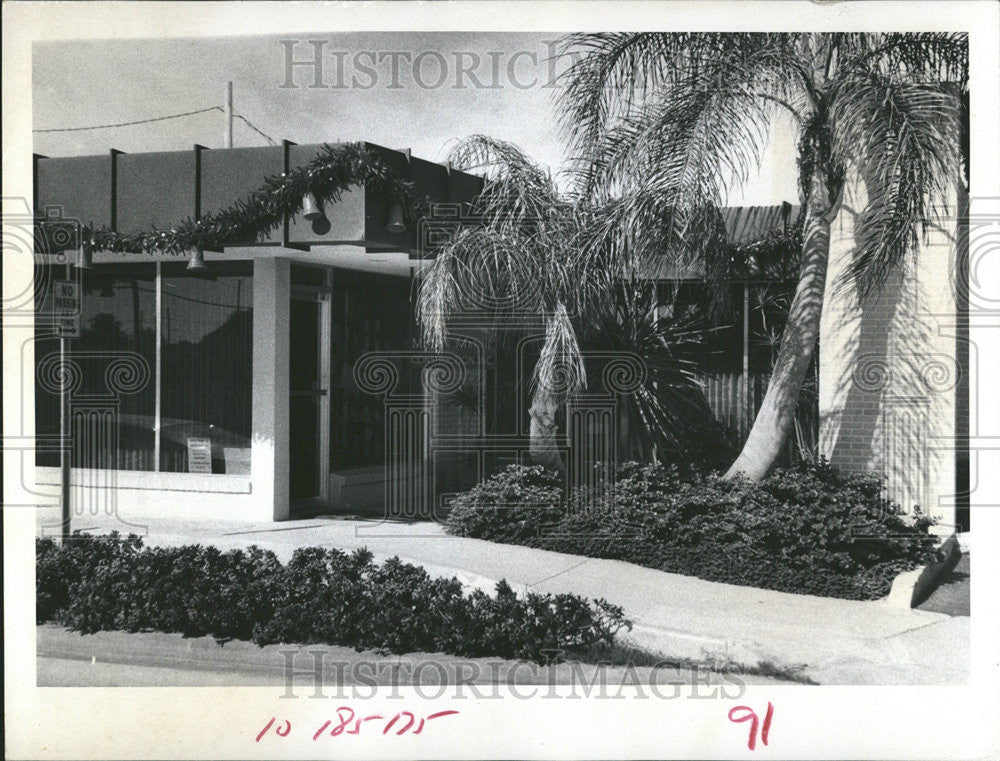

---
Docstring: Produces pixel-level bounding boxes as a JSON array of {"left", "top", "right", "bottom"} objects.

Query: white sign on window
[{"left": 186, "top": 437, "right": 212, "bottom": 474}]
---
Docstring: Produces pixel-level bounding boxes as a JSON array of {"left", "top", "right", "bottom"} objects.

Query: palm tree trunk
[
  {"left": 529, "top": 385, "right": 566, "bottom": 475},
  {"left": 724, "top": 179, "right": 836, "bottom": 481}
]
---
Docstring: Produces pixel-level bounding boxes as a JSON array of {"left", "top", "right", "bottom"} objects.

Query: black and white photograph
[{"left": 4, "top": 1, "right": 999, "bottom": 758}]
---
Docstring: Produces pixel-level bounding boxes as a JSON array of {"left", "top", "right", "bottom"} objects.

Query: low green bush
[
  {"left": 36, "top": 532, "right": 630, "bottom": 662},
  {"left": 445, "top": 463, "right": 565, "bottom": 543},
  {"left": 445, "top": 459, "right": 942, "bottom": 600}
]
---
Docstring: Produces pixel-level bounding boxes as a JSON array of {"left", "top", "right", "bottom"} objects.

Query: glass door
[{"left": 289, "top": 286, "right": 330, "bottom": 505}]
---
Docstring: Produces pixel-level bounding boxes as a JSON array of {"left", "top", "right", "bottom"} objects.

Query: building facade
[
  {"left": 33, "top": 141, "right": 481, "bottom": 523},
  {"left": 33, "top": 141, "right": 968, "bottom": 531}
]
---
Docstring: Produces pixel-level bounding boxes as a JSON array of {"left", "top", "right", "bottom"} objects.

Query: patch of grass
[{"left": 553, "top": 641, "right": 818, "bottom": 684}]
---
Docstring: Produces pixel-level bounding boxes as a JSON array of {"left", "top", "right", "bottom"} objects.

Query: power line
[
  {"left": 33, "top": 106, "right": 223, "bottom": 133},
  {"left": 34, "top": 79, "right": 277, "bottom": 148},
  {"left": 233, "top": 113, "right": 276, "bottom": 145},
  {"left": 34, "top": 104, "right": 277, "bottom": 148}
]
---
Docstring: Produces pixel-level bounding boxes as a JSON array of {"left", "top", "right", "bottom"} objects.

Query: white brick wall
[{"left": 820, "top": 178, "right": 964, "bottom": 530}]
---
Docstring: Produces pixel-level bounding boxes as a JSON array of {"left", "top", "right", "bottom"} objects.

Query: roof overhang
[{"left": 33, "top": 141, "right": 483, "bottom": 260}]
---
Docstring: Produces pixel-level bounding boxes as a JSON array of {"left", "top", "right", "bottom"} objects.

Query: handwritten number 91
[{"left": 728, "top": 702, "right": 774, "bottom": 751}]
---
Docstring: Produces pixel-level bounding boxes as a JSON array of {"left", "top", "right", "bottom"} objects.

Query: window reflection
[
  {"left": 34, "top": 264, "right": 157, "bottom": 469},
  {"left": 329, "top": 269, "right": 413, "bottom": 470},
  {"left": 34, "top": 262, "right": 253, "bottom": 475},
  {"left": 160, "top": 262, "right": 253, "bottom": 474}
]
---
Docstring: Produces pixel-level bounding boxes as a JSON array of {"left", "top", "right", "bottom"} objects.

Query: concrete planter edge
[{"left": 885, "top": 533, "right": 963, "bottom": 609}]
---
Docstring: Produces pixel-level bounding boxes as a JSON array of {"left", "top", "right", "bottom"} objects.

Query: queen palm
[
  {"left": 557, "top": 32, "right": 968, "bottom": 480},
  {"left": 417, "top": 135, "right": 706, "bottom": 474}
]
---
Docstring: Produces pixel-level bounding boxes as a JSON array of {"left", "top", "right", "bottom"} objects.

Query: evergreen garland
[
  {"left": 35, "top": 139, "right": 804, "bottom": 282},
  {"left": 36, "top": 143, "right": 421, "bottom": 256}
]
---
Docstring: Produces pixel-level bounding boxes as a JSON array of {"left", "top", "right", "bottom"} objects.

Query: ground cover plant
[
  {"left": 36, "top": 533, "right": 630, "bottom": 663},
  {"left": 446, "top": 459, "right": 942, "bottom": 600}
]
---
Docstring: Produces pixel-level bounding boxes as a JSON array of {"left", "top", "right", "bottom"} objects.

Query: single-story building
[
  {"left": 32, "top": 140, "right": 968, "bottom": 532},
  {"left": 33, "top": 141, "right": 483, "bottom": 523}
]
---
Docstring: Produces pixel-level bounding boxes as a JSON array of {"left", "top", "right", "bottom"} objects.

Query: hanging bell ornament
[
  {"left": 187, "top": 246, "right": 207, "bottom": 271},
  {"left": 386, "top": 201, "right": 406, "bottom": 233},
  {"left": 301, "top": 192, "right": 324, "bottom": 221}
]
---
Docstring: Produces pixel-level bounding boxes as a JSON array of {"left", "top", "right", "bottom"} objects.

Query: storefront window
[
  {"left": 34, "top": 264, "right": 63, "bottom": 468},
  {"left": 35, "top": 264, "right": 157, "bottom": 469},
  {"left": 159, "top": 262, "right": 253, "bottom": 474},
  {"left": 34, "top": 261, "right": 252, "bottom": 475}
]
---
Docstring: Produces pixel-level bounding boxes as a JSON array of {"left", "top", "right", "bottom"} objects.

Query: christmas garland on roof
[{"left": 36, "top": 143, "right": 421, "bottom": 256}]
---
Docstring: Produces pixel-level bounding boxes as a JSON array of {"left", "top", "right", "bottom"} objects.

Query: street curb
[
  {"left": 35, "top": 625, "right": 798, "bottom": 687},
  {"left": 623, "top": 624, "right": 764, "bottom": 667},
  {"left": 37, "top": 625, "right": 295, "bottom": 675}
]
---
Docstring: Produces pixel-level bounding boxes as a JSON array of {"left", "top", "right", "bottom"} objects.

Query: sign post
[{"left": 53, "top": 274, "right": 79, "bottom": 544}]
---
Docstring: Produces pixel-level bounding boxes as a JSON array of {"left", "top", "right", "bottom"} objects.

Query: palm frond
[
  {"left": 579, "top": 279, "right": 712, "bottom": 457},
  {"left": 416, "top": 225, "right": 549, "bottom": 349},
  {"left": 534, "top": 301, "right": 587, "bottom": 402},
  {"left": 554, "top": 32, "right": 808, "bottom": 317},
  {"left": 838, "top": 32, "right": 968, "bottom": 89},
  {"left": 831, "top": 72, "right": 963, "bottom": 298},
  {"left": 556, "top": 33, "right": 805, "bottom": 198},
  {"left": 447, "top": 134, "right": 560, "bottom": 229}
]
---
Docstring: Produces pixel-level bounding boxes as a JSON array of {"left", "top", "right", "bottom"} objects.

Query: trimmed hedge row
[
  {"left": 36, "top": 532, "right": 630, "bottom": 662},
  {"left": 445, "top": 460, "right": 942, "bottom": 600}
]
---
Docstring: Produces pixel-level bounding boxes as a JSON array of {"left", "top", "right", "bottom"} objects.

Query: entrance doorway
[{"left": 289, "top": 278, "right": 331, "bottom": 507}]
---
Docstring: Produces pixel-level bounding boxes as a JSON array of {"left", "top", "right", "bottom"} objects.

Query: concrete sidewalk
[{"left": 36, "top": 509, "right": 969, "bottom": 685}]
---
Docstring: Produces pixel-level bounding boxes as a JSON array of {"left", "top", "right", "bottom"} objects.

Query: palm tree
[
  {"left": 417, "top": 136, "right": 586, "bottom": 474},
  {"left": 416, "top": 135, "right": 707, "bottom": 474},
  {"left": 557, "top": 32, "right": 967, "bottom": 481}
]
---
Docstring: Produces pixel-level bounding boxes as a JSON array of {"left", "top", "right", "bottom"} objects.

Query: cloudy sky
[{"left": 33, "top": 32, "right": 797, "bottom": 204}]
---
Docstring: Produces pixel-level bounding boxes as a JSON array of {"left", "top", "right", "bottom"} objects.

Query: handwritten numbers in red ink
[
  {"left": 427, "top": 710, "right": 461, "bottom": 722},
  {"left": 382, "top": 709, "right": 459, "bottom": 736},
  {"left": 728, "top": 702, "right": 774, "bottom": 751},
  {"left": 256, "top": 717, "right": 292, "bottom": 743},
  {"left": 257, "top": 708, "right": 459, "bottom": 743}
]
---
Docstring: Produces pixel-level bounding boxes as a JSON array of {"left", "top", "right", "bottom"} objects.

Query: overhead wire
[
  {"left": 34, "top": 105, "right": 277, "bottom": 146},
  {"left": 33, "top": 106, "right": 224, "bottom": 133}
]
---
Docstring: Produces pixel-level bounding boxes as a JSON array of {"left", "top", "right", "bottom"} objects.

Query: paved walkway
[{"left": 37, "top": 509, "right": 969, "bottom": 685}]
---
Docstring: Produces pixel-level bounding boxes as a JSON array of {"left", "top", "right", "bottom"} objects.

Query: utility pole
[{"left": 224, "top": 81, "right": 233, "bottom": 149}]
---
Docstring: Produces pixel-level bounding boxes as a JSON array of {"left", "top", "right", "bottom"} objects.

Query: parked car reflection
[{"left": 111, "top": 415, "right": 251, "bottom": 475}]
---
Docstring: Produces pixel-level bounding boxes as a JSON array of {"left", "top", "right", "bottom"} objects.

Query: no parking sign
[{"left": 53, "top": 279, "right": 79, "bottom": 338}]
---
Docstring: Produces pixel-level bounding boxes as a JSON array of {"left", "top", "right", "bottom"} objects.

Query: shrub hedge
[
  {"left": 445, "top": 459, "right": 942, "bottom": 600},
  {"left": 444, "top": 464, "right": 565, "bottom": 544},
  {"left": 36, "top": 532, "right": 630, "bottom": 662}
]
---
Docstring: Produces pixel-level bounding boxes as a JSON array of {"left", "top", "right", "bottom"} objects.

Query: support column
[{"left": 251, "top": 257, "right": 290, "bottom": 521}]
